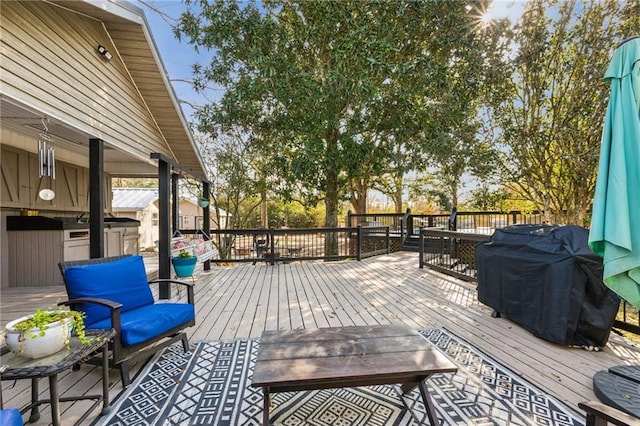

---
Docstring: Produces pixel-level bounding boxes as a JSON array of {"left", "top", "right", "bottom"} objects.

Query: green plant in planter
[
  {"left": 176, "top": 249, "right": 196, "bottom": 259},
  {"left": 197, "top": 196, "right": 209, "bottom": 208},
  {"left": 4, "top": 307, "right": 93, "bottom": 358},
  {"left": 172, "top": 249, "right": 198, "bottom": 277}
]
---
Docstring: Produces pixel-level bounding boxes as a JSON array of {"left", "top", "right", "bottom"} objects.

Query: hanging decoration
[
  {"left": 38, "top": 118, "right": 55, "bottom": 178},
  {"left": 38, "top": 118, "right": 56, "bottom": 201}
]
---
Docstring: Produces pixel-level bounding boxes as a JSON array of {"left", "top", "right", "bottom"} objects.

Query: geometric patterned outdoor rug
[{"left": 93, "top": 328, "right": 585, "bottom": 425}]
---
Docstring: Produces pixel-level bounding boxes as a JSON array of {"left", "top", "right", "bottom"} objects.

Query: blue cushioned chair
[{"left": 58, "top": 255, "right": 195, "bottom": 387}]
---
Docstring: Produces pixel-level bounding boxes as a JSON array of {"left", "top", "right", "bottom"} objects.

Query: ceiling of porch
[{"left": 1, "top": 96, "right": 159, "bottom": 176}]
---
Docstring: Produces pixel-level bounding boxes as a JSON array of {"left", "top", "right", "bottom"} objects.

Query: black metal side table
[{"left": 0, "top": 328, "right": 114, "bottom": 426}]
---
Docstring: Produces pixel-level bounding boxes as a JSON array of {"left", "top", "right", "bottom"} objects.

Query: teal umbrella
[{"left": 589, "top": 36, "right": 640, "bottom": 308}]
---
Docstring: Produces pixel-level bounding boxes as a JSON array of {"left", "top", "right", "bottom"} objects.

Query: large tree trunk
[
  {"left": 260, "top": 195, "right": 268, "bottom": 228},
  {"left": 325, "top": 170, "right": 339, "bottom": 257},
  {"left": 392, "top": 173, "right": 403, "bottom": 213},
  {"left": 324, "top": 130, "right": 339, "bottom": 256},
  {"left": 350, "top": 178, "right": 367, "bottom": 214}
]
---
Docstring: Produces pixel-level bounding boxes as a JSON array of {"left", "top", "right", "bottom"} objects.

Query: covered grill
[{"left": 476, "top": 224, "right": 620, "bottom": 347}]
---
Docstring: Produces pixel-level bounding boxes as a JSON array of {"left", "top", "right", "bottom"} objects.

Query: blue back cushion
[{"left": 64, "top": 256, "right": 154, "bottom": 327}]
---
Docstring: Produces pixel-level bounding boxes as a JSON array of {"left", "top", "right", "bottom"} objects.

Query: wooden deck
[{"left": 2, "top": 252, "right": 639, "bottom": 424}]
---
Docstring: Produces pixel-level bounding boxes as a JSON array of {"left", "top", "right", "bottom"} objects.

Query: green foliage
[
  {"left": 244, "top": 200, "right": 325, "bottom": 228},
  {"left": 174, "top": 0, "right": 495, "bottom": 252},
  {"left": 176, "top": 249, "right": 195, "bottom": 259},
  {"left": 486, "top": 0, "right": 635, "bottom": 226},
  {"left": 465, "top": 186, "right": 511, "bottom": 211},
  {"left": 169, "top": 0, "right": 634, "bottom": 229},
  {"left": 112, "top": 178, "right": 157, "bottom": 188},
  {"left": 195, "top": 131, "right": 265, "bottom": 230}
]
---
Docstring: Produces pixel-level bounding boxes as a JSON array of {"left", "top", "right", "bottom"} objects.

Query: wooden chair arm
[
  {"left": 579, "top": 401, "right": 640, "bottom": 426},
  {"left": 149, "top": 279, "right": 194, "bottom": 288},
  {"left": 59, "top": 298, "right": 123, "bottom": 310},
  {"left": 148, "top": 279, "right": 195, "bottom": 304},
  {"left": 59, "top": 298, "right": 123, "bottom": 335}
]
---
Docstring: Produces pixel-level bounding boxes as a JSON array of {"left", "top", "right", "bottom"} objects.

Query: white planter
[{"left": 4, "top": 314, "right": 73, "bottom": 359}]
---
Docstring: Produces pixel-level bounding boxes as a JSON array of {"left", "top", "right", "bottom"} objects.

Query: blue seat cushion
[
  {"left": 0, "top": 408, "right": 23, "bottom": 426},
  {"left": 88, "top": 303, "right": 195, "bottom": 346},
  {"left": 64, "top": 256, "right": 154, "bottom": 327}
]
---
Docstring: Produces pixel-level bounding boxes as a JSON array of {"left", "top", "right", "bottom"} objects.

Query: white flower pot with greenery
[{"left": 3, "top": 308, "right": 89, "bottom": 359}]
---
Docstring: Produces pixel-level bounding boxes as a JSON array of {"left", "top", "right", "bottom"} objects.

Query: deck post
[
  {"left": 202, "top": 181, "right": 211, "bottom": 271},
  {"left": 89, "top": 138, "right": 105, "bottom": 259},
  {"left": 158, "top": 158, "right": 172, "bottom": 298},
  {"left": 419, "top": 227, "right": 424, "bottom": 268}
]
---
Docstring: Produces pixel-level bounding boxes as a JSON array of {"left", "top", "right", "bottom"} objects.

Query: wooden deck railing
[
  {"left": 417, "top": 228, "right": 490, "bottom": 282},
  {"left": 416, "top": 227, "right": 640, "bottom": 337},
  {"left": 347, "top": 209, "right": 559, "bottom": 235},
  {"left": 179, "top": 226, "right": 390, "bottom": 265}
]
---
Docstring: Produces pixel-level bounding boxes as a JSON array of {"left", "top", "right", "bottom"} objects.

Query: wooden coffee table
[{"left": 251, "top": 324, "right": 457, "bottom": 425}]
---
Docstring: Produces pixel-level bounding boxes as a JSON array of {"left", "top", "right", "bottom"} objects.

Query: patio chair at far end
[{"left": 58, "top": 255, "right": 195, "bottom": 387}]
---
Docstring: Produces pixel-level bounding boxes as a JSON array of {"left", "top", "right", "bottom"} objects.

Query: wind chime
[{"left": 38, "top": 118, "right": 56, "bottom": 201}]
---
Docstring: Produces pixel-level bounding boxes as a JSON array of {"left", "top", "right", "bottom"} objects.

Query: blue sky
[
  {"left": 138, "top": 0, "right": 527, "bottom": 124},
  {"left": 138, "top": 1, "right": 214, "bottom": 121}
]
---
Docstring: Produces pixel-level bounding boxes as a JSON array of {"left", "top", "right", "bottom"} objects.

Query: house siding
[
  {"left": 0, "top": 1, "right": 173, "bottom": 162},
  {"left": 1, "top": 144, "right": 111, "bottom": 214}
]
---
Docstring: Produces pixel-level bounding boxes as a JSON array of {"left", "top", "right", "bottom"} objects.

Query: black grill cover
[{"left": 476, "top": 224, "right": 620, "bottom": 347}]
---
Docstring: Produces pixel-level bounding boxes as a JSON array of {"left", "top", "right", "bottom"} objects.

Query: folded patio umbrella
[{"left": 588, "top": 36, "right": 640, "bottom": 309}]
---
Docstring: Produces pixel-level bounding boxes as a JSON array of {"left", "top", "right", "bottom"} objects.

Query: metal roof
[{"left": 112, "top": 188, "right": 158, "bottom": 211}]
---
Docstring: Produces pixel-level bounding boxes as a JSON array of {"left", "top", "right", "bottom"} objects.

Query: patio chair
[
  {"left": 252, "top": 231, "right": 270, "bottom": 265},
  {"left": 579, "top": 401, "right": 640, "bottom": 426},
  {"left": 58, "top": 255, "right": 195, "bottom": 387}
]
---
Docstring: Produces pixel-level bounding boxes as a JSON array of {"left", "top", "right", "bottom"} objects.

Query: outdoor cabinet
[
  {"left": 105, "top": 226, "right": 140, "bottom": 257},
  {"left": 7, "top": 229, "right": 90, "bottom": 287},
  {"left": 5, "top": 216, "right": 140, "bottom": 288}
]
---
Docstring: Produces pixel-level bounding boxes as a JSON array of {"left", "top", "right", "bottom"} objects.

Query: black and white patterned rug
[{"left": 94, "top": 328, "right": 584, "bottom": 425}]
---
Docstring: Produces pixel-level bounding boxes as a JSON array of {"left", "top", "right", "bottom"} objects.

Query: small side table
[{"left": 0, "top": 328, "right": 114, "bottom": 426}]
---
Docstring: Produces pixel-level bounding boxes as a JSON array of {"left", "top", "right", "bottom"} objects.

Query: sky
[
  {"left": 137, "top": 1, "right": 212, "bottom": 120},
  {"left": 137, "top": 0, "right": 528, "bottom": 124}
]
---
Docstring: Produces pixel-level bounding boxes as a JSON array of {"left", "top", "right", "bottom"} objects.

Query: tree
[
  {"left": 487, "top": 0, "right": 637, "bottom": 226},
  {"left": 175, "top": 0, "right": 493, "bottom": 254},
  {"left": 195, "top": 131, "right": 267, "bottom": 258},
  {"left": 112, "top": 178, "right": 157, "bottom": 188}
]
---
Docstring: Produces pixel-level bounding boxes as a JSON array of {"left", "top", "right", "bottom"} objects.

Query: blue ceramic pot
[{"left": 172, "top": 256, "right": 197, "bottom": 277}]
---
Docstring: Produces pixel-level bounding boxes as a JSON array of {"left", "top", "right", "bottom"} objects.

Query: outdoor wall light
[{"left": 97, "top": 44, "right": 112, "bottom": 61}]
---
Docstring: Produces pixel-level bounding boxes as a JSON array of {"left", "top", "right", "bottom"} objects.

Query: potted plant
[
  {"left": 172, "top": 249, "right": 198, "bottom": 277},
  {"left": 3, "top": 307, "right": 91, "bottom": 359},
  {"left": 197, "top": 196, "right": 209, "bottom": 208}
]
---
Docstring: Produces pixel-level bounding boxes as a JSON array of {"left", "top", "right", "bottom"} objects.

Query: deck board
[{"left": 2, "top": 252, "right": 639, "bottom": 424}]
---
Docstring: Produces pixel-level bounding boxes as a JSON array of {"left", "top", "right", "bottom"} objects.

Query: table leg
[
  {"left": 418, "top": 381, "right": 439, "bottom": 426},
  {"left": 28, "top": 377, "right": 40, "bottom": 423},
  {"left": 400, "top": 382, "right": 418, "bottom": 394},
  {"left": 48, "top": 374, "right": 61, "bottom": 426},
  {"left": 585, "top": 413, "right": 607, "bottom": 426},
  {"left": 101, "top": 342, "right": 111, "bottom": 415},
  {"left": 262, "top": 387, "right": 270, "bottom": 426}
]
